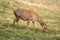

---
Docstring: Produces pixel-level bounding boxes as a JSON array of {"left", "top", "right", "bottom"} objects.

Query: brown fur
[{"left": 13, "top": 8, "right": 48, "bottom": 32}]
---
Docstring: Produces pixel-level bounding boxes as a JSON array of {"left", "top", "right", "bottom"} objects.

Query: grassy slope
[
  {"left": 20, "top": 0, "right": 60, "bottom": 11},
  {"left": 0, "top": 0, "right": 60, "bottom": 40}
]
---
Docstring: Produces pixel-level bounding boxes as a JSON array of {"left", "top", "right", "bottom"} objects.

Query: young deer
[{"left": 13, "top": 8, "right": 48, "bottom": 32}]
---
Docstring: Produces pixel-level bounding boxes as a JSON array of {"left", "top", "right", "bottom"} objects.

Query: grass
[{"left": 0, "top": 0, "right": 60, "bottom": 40}]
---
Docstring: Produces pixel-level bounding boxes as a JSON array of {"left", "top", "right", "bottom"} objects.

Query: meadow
[{"left": 0, "top": 0, "right": 60, "bottom": 40}]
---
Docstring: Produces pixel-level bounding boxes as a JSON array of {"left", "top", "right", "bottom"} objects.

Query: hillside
[
  {"left": 16, "top": 0, "right": 60, "bottom": 11},
  {"left": 0, "top": 0, "right": 60, "bottom": 40}
]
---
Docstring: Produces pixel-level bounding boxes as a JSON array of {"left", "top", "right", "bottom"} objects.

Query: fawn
[{"left": 13, "top": 8, "right": 48, "bottom": 32}]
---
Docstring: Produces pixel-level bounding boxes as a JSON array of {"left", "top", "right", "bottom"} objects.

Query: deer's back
[{"left": 14, "top": 8, "right": 37, "bottom": 21}]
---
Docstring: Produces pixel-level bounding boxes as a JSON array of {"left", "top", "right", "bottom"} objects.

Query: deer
[{"left": 13, "top": 8, "right": 48, "bottom": 32}]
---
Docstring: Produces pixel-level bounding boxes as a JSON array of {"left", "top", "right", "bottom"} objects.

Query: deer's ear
[{"left": 44, "top": 20, "right": 49, "bottom": 24}]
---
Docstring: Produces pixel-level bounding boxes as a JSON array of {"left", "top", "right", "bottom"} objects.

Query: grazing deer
[{"left": 13, "top": 8, "right": 48, "bottom": 32}]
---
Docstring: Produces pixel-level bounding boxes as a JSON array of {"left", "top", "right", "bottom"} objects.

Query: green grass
[{"left": 0, "top": 0, "right": 60, "bottom": 40}]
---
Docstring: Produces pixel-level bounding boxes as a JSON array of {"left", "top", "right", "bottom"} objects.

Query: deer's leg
[
  {"left": 32, "top": 21, "right": 35, "bottom": 27},
  {"left": 13, "top": 17, "right": 19, "bottom": 25},
  {"left": 24, "top": 21, "right": 30, "bottom": 30},
  {"left": 15, "top": 17, "right": 20, "bottom": 25},
  {"left": 27, "top": 21, "right": 30, "bottom": 27},
  {"left": 13, "top": 18, "right": 16, "bottom": 25}
]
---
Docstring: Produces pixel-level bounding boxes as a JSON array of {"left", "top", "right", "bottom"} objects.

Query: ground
[{"left": 0, "top": 0, "right": 60, "bottom": 40}]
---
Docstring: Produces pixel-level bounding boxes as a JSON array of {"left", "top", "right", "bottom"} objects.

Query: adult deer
[{"left": 13, "top": 8, "right": 48, "bottom": 32}]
